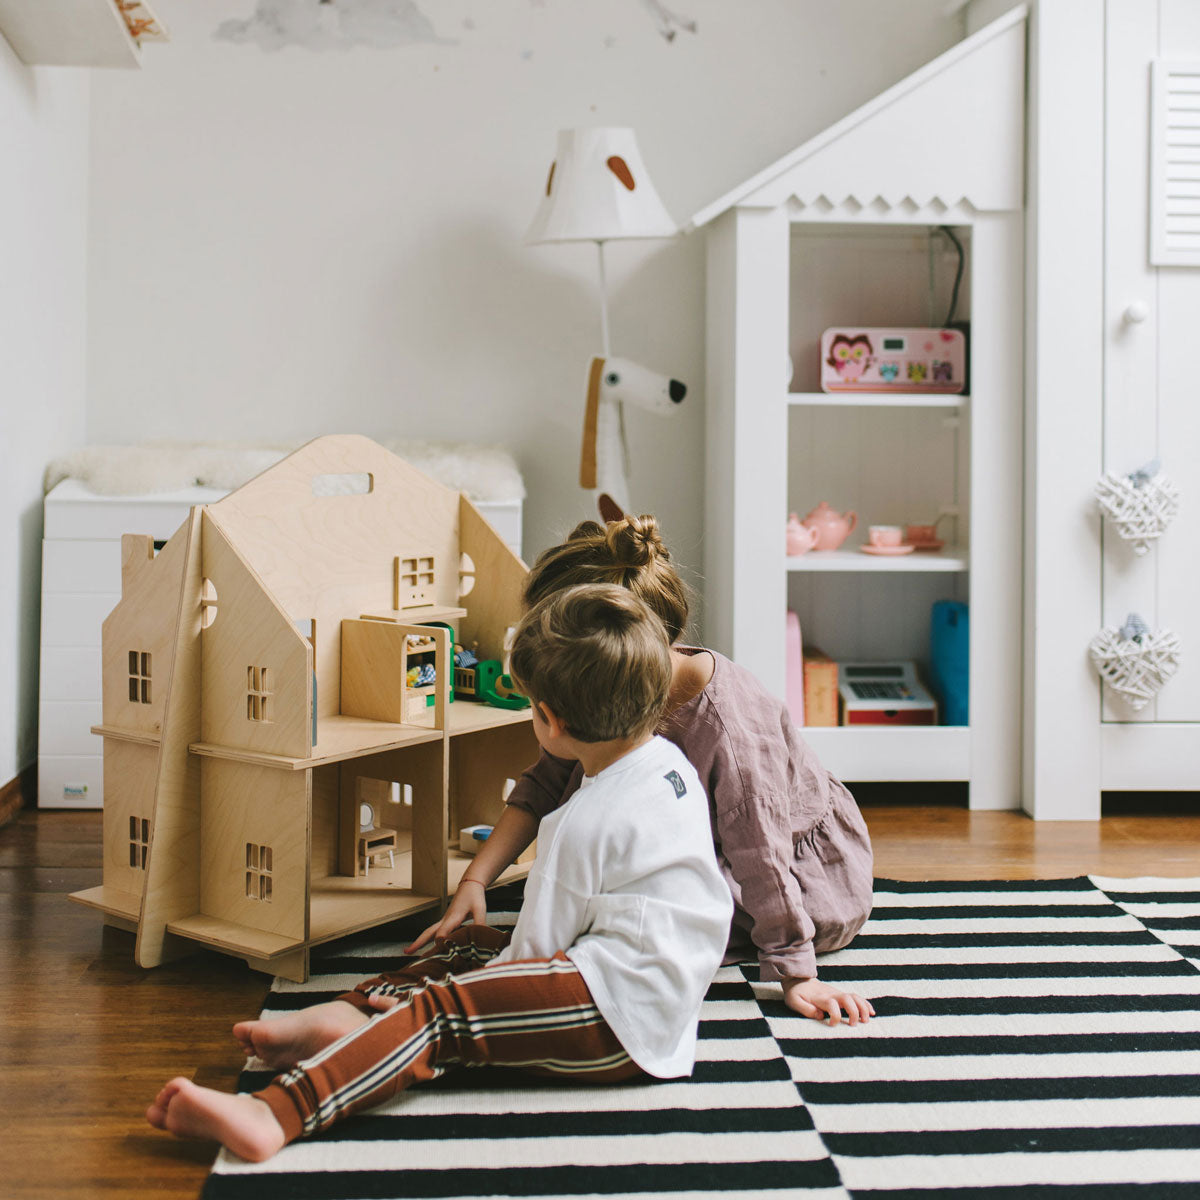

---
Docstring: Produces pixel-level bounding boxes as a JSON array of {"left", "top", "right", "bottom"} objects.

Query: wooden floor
[{"left": 3, "top": 801, "right": 1199, "bottom": 1200}]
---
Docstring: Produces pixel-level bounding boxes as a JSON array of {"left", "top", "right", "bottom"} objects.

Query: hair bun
[{"left": 606, "top": 514, "right": 666, "bottom": 568}]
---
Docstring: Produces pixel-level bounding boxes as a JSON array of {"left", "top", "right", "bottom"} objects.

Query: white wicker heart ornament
[
  {"left": 1095, "top": 459, "right": 1180, "bottom": 555},
  {"left": 1088, "top": 614, "right": 1182, "bottom": 711}
]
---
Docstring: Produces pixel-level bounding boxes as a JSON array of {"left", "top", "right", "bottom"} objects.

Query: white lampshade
[{"left": 525, "top": 127, "right": 677, "bottom": 245}]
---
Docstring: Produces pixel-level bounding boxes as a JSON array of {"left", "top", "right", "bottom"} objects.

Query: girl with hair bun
[{"left": 409, "top": 515, "right": 875, "bottom": 1026}]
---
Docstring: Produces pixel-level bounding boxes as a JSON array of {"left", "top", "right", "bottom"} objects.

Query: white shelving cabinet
[{"left": 688, "top": 7, "right": 1027, "bottom": 807}]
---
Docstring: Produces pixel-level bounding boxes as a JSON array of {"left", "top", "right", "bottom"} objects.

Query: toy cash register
[{"left": 837, "top": 661, "right": 938, "bottom": 725}]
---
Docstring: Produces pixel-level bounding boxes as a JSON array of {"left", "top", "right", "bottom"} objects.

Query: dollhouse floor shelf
[
  {"left": 447, "top": 855, "right": 532, "bottom": 895},
  {"left": 799, "top": 726, "right": 970, "bottom": 782},
  {"left": 91, "top": 724, "right": 161, "bottom": 746},
  {"left": 446, "top": 704, "right": 533, "bottom": 737},
  {"left": 189, "top": 716, "right": 445, "bottom": 771},
  {"left": 787, "top": 546, "right": 967, "bottom": 572},
  {"left": 165, "top": 915, "right": 303, "bottom": 960},
  {"left": 71, "top": 884, "right": 142, "bottom": 921},
  {"left": 787, "top": 392, "right": 969, "bottom": 408}
]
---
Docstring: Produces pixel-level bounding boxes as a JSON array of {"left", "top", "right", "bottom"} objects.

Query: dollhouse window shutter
[{"left": 1150, "top": 59, "right": 1200, "bottom": 266}]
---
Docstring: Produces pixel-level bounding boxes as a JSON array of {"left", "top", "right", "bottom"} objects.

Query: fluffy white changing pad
[{"left": 43, "top": 439, "right": 525, "bottom": 505}]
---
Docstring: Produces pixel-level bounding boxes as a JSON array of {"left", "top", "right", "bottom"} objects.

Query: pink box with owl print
[{"left": 820, "top": 327, "right": 966, "bottom": 394}]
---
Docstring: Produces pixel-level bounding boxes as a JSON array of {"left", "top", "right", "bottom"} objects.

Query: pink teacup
[
  {"left": 868, "top": 525, "right": 903, "bottom": 548},
  {"left": 905, "top": 523, "right": 938, "bottom": 546}
]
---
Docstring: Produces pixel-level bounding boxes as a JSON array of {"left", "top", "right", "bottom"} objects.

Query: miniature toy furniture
[
  {"left": 359, "top": 826, "right": 398, "bottom": 876},
  {"left": 38, "top": 454, "right": 523, "bottom": 809},
  {"left": 68, "top": 435, "right": 536, "bottom": 982}
]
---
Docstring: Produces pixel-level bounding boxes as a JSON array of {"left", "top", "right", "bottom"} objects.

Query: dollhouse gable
[{"left": 687, "top": 4, "right": 1027, "bottom": 226}]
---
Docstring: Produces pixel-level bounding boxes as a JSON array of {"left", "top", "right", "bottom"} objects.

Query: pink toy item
[
  {"left": 820, "top": 328, "right": 966, "bottom": 394},
  {"left": 786, "top": 513, "right": 819, "bottom": 556},
  {"left": 868, "top": 525, "right": 903, "bottom": 548},
  {"left": 802, "top": 501, "right": 858, "bottom": 551}
]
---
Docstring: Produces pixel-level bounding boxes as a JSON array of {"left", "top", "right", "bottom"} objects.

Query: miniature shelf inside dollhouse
[
  {"left": 361, "top": 606, "right": 469, "bottom": 624},
  {"left": 446, "top": 703, "right": 533, "bottom": 737},
  {"left": 787, "top": 546, "right": 967, "bottom": 572},
  {"left": 787, "top": 391, "right": 969, "bottom": 408}
]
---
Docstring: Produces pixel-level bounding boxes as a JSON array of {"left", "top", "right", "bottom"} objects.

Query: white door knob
[{"left": 1123, "top": 300, "right": 1149, "bottom": 324}]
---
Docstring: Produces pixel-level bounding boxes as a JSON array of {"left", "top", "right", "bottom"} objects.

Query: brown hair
[
  {"left": 508, "top": 584, "right": 672, "bottom": 743},
  {"left": 523, "top": 515, "right": 691, "bottom": 644}
]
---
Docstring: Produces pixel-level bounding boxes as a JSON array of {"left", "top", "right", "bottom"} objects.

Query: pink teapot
[
  {"left": 801, "top": 501, "right": 858, "bottom": 551},
  {"left": 786, "top": 513, "right": 819, "bottom": 556}
]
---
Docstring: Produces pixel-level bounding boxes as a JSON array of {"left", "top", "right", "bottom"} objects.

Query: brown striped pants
[{"left": 254, "top": 925, "right": 642, "bottom": 1144}]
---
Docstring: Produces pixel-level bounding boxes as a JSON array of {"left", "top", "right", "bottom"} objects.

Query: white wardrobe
[{"left": 1009, "top": 0, "right": 1200, "bottom": 817}]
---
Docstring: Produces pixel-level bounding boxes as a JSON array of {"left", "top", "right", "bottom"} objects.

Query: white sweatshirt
[{"left": 491, "top": 736, "right": 733, "bottom": 1078}]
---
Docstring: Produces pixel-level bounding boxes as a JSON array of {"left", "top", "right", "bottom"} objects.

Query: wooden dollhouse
[{"left": 69, "top": 435, "right": 537, "bottom": 982}]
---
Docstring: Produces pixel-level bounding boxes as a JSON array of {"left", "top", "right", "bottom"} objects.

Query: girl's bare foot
[
  {"left": 234, "top": 1000, "right": 369, "bottom": 1069},
  {"left": 146, "top": 1077, "right": 286, "bottom": 1163}
]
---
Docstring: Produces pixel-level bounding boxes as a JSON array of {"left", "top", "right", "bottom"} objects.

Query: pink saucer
[
  {"left": 860, "top": 544, "right": 915, "bottom": 556},
  {"left": 907, "top": 539, "right": 944, "bottom": 552}
]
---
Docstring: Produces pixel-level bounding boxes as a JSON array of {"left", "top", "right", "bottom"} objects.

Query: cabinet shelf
[
  {"left": 787, "top": 546, "right": 967, "bottom": 572},
  {"left": 787, "top": 391, "right": 968, "bottom": 408},
  {"left": 798, "top": 725, "right": 970, "bottom": 782}
]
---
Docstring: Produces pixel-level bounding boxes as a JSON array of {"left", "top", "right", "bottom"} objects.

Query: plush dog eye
[{"left": 605, "top": 372, "right": 620, "bottom": 385}]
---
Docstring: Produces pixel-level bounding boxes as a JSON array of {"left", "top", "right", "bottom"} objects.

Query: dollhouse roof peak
[{"left": 686, "top": 4, "right": 1028, "bottom": 229}]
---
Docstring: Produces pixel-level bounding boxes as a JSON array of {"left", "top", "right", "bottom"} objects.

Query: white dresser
[{"left": 38, "top": 479, "right": 523, "bottom": 808}]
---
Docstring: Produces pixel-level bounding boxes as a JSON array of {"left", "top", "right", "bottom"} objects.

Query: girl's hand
[
  {"left": 403, "top": 879, "right": 488, "bottom": 955},
  {"left": 782, "top": 977, "right": 874, "bottom": 1026}
]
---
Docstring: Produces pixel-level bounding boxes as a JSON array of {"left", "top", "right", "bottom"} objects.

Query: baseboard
[{"left": 0, "top": 764, "right": 36, "bottom": 829}]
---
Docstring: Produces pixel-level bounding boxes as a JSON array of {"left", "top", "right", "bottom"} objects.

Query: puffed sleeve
[{"left": 505, "top": 750, "right": 582, "bottom": 823}]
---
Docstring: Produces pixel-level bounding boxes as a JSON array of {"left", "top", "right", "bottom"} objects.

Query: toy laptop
[
  {"left": 837, "top": 661, "right": 938, "bottom": 725},
  {"left": 821, "top": 327, "right": 966, "bottom": 394}
]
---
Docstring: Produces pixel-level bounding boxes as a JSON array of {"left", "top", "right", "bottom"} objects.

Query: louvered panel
[{"left": 1151, "top": 59, "right": 1200, "bottom": 265}]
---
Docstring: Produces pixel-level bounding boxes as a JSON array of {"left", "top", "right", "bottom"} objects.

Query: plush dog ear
[{"left": 580, "top": 356, "right": 604, "bottom": 489}]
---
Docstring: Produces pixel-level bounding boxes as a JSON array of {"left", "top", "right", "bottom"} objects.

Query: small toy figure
[
  {"left": 826, "top": 333, "right": 874, "bottom": 383},
  {"left": 931, "top": 360, "right": 953, "bottom": 383},
  {"left": 878, "top": 362, "right": 900, "bottom": 382},
  {"left": 907, "top": 361, "right": 928, "bottom": 383}
]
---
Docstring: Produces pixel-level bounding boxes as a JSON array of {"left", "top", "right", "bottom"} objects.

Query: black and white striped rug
[{"left": 203, "top": 876, "right": 1200, "bottom": 1199}]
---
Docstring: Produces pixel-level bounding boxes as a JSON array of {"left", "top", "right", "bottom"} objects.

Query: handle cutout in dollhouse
[{"left": 311, "top": 472, "right": 374, "bottom": 497}]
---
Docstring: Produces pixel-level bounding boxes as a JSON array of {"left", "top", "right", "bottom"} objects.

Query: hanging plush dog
[{"left": 580, "top": 356, "right": 686, "bottom": 522}]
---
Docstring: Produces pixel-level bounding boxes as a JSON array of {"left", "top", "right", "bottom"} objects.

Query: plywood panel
[
  {"left": 198, "top": 759, "right": 308, "bottom": 942},
  {"left": 449, "top": 722, "right": 540, "bottom": 857},
  {"left": 137, "top": 508, "right": 204, "bottom": 969},
  {"left": 101, "top": 523, "right": 190, "bottom": 737},
  {"left": 200, "top": 511, "right": 312, "bottom": 759},
  {"left": 99, "top": 737, "right": 159, "bottom": 901},
  {"left": 209, "top": 436, "right": 461, "bottom": 717},
  {"left": 458, "top": 495, "right": 528, "bottom": 665}
]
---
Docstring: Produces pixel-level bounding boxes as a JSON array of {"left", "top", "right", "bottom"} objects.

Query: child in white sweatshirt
[{"left": 147, "top": 583, "right": 733, "bottom": 1162}]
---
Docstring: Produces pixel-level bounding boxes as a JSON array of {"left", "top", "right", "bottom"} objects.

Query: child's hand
[
  {"left": 403, "top": 879, "right": 488, "bottom": 954},
  {"left": 782, "top": 977, "right": 874, "bottom": 1026}
]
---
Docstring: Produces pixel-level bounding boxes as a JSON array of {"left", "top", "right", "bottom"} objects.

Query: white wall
[
  {"left": 85, "top": 0, "right": 965, "bottom": 613},
  {"left": 0, "top": 40, "right": 89, "bottom": 786}
]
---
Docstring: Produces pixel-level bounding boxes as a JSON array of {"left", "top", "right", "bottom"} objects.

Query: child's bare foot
[
  {"left": 146, "top": 1077, "right": 286, "bottom": 1163},
  {"left": 233, "top": 1000, "right": 369, "bottom": 1069}
]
